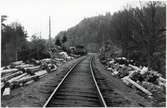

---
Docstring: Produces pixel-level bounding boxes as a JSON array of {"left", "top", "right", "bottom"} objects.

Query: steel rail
[
  {"left": 89, "top": 56, "right": 107, "bottom": 107},
  {"left": 43, "top": 56, "right": 86, "bottom": 107}
]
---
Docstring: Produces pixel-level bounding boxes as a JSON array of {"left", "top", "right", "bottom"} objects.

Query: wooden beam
[
  {"left": 125, "top": 77, "right": 152, "bottom": 96},
  {"left": 1, "top": 71, "right": 23, "bottom": 82},
  {"left": 1, "top": 69, "right": 18, "bottom": 75}
]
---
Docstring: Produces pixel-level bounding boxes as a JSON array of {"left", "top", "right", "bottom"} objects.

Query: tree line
[
  {"left": 1, "top": 16, "right": 50, "bottom": 66},
  {"left": 55, "top": 1, "right": 166, "bottom": 76},
  {"left": 1, "top": 1, "right": 166, "bottom": 76}
]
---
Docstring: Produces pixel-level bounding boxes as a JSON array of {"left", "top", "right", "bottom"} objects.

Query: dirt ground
[
  {"left": 93, "top": 55, "right": 153, "bottom": 107},
  {"left": 1, "top": 57, "right": 84, "bottom": 107}
]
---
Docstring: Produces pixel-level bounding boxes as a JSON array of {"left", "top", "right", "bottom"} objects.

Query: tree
[
  {"left": 1, "top": 22, "right": 27, "bottom": 65},
  {"left": 62, "top": 33, "right": 67, "bottom": 43},
  {"left": 130, "top": 1, "right": 166, "bottom": 68},
  {"left": 61, "top": 33, "right": 67, "bottom": 51},
  {"left": 55, "top": 37, "right": 61, "bottom": 46},
  {"left": 29, "top": 35, "right": 49, "bottom": 59}
]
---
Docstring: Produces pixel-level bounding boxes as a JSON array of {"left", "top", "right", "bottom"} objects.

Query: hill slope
[{"left": 55, "top": 14, "right": 113, "bottom": 52}]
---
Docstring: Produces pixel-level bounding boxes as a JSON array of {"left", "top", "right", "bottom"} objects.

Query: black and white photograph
[{"left": 1, "top": 0, "right": 166, "bottom": 107}]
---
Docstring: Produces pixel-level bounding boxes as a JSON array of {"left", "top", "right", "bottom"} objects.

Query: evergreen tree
[
  {"left": 55, "top": 38, "right": 61, "bottom": 46},
  {"left": 62, "top": 34, "right": 67, "bottom": 43}
]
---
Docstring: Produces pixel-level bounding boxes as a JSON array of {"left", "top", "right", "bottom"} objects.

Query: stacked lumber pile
[
  {"left": 100, "top": 57, "right": 166, "bottom": 102},
  {"left": 1, "top": 57, "right": 72, "bottom": 96}
]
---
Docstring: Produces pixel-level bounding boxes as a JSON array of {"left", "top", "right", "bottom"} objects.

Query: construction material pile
[
  {"left": 100, "top": 57, "right": 165, "bottom": 102},
  {"left": 1, "top": 54, "right": 74, "bottom": 96}
]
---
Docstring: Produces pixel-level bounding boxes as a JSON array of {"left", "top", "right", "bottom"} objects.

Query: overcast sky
[{"left": 1, "top": 0, "right": 141, "bottom": 39}]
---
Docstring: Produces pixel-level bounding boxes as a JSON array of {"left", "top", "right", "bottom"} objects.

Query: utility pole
[
  {"left": 49, "top": 16, "right": 51, "bottom": 51},
  {"left": 48, "top": 16, "right": 54, "bottom": 59},
  {"left": 40, "top": 31, "right": 41, "bottom": 39}
]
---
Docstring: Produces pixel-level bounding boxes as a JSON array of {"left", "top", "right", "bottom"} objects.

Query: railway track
[{"left": 43, "top": 55, "right": 107, "bottom": 107}]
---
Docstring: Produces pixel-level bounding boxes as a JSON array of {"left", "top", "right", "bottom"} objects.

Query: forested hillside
[
  {"left": 55, "top": 1, "right": 166, "bottom": 75},
  {"left": 56, "top": 14, "right": 113, "bottom": 52}
]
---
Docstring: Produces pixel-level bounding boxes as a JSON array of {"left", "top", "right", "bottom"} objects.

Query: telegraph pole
[
  {"left": 48, "top": 16, "right": 54, "bottom": 59},
  {"left": 39, "top": 31, "right": 41, "bottom": 39},
  {"left": 49, "top": 16, "right": 51, "bottom": 51}
]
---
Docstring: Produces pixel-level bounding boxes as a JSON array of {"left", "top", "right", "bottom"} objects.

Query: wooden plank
[
  {"left": 16, "top": 74, "right": 31, "bottom": 81},
  {"left": 1, "top": 69, "right": 18, "bottom": 75},
  {"left": 125, "top": 77, "right": 152, "bottom": 96},
  {"left": 11, "top": 61, "right": 23, "bottom": 66},
  {"left": 35, "top": 70, "right": 47, "bottom": 76},
  {"left": 15, "top": 64, "right": 34, "bottom": 68},
  {"left": 129, "top": 64, "right": 141, "bottom": 71},
  {"left": 15, "top": 73, "right": 46, "bottom": 84},
  {"left": 1, "top": 82, "right": 5, "bottom": 89},
  {"left": 1, "top": 71, "right": 23, "bottom": 82},
  {"left": 25, "top": 65, "right": 41, "bottom": 70},
  {"left": 2, "top": 87, "right": 10, "bottom": 96},
  {"left": 159, "top": 77, "right": 166, "bottom": 82},
  {"left": 8, "top": 73, "right": 28, "bottom": 83}
]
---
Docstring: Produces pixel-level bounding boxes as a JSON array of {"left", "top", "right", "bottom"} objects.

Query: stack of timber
[
  {"left": 1, "top": 59, "right": 59, "bottom": 96},
  {"left": 1, "top": 52, "right": 76, "bottom": 96},
  {"left": 100, "top": 56, "right": 166, "bottom": 101}
]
